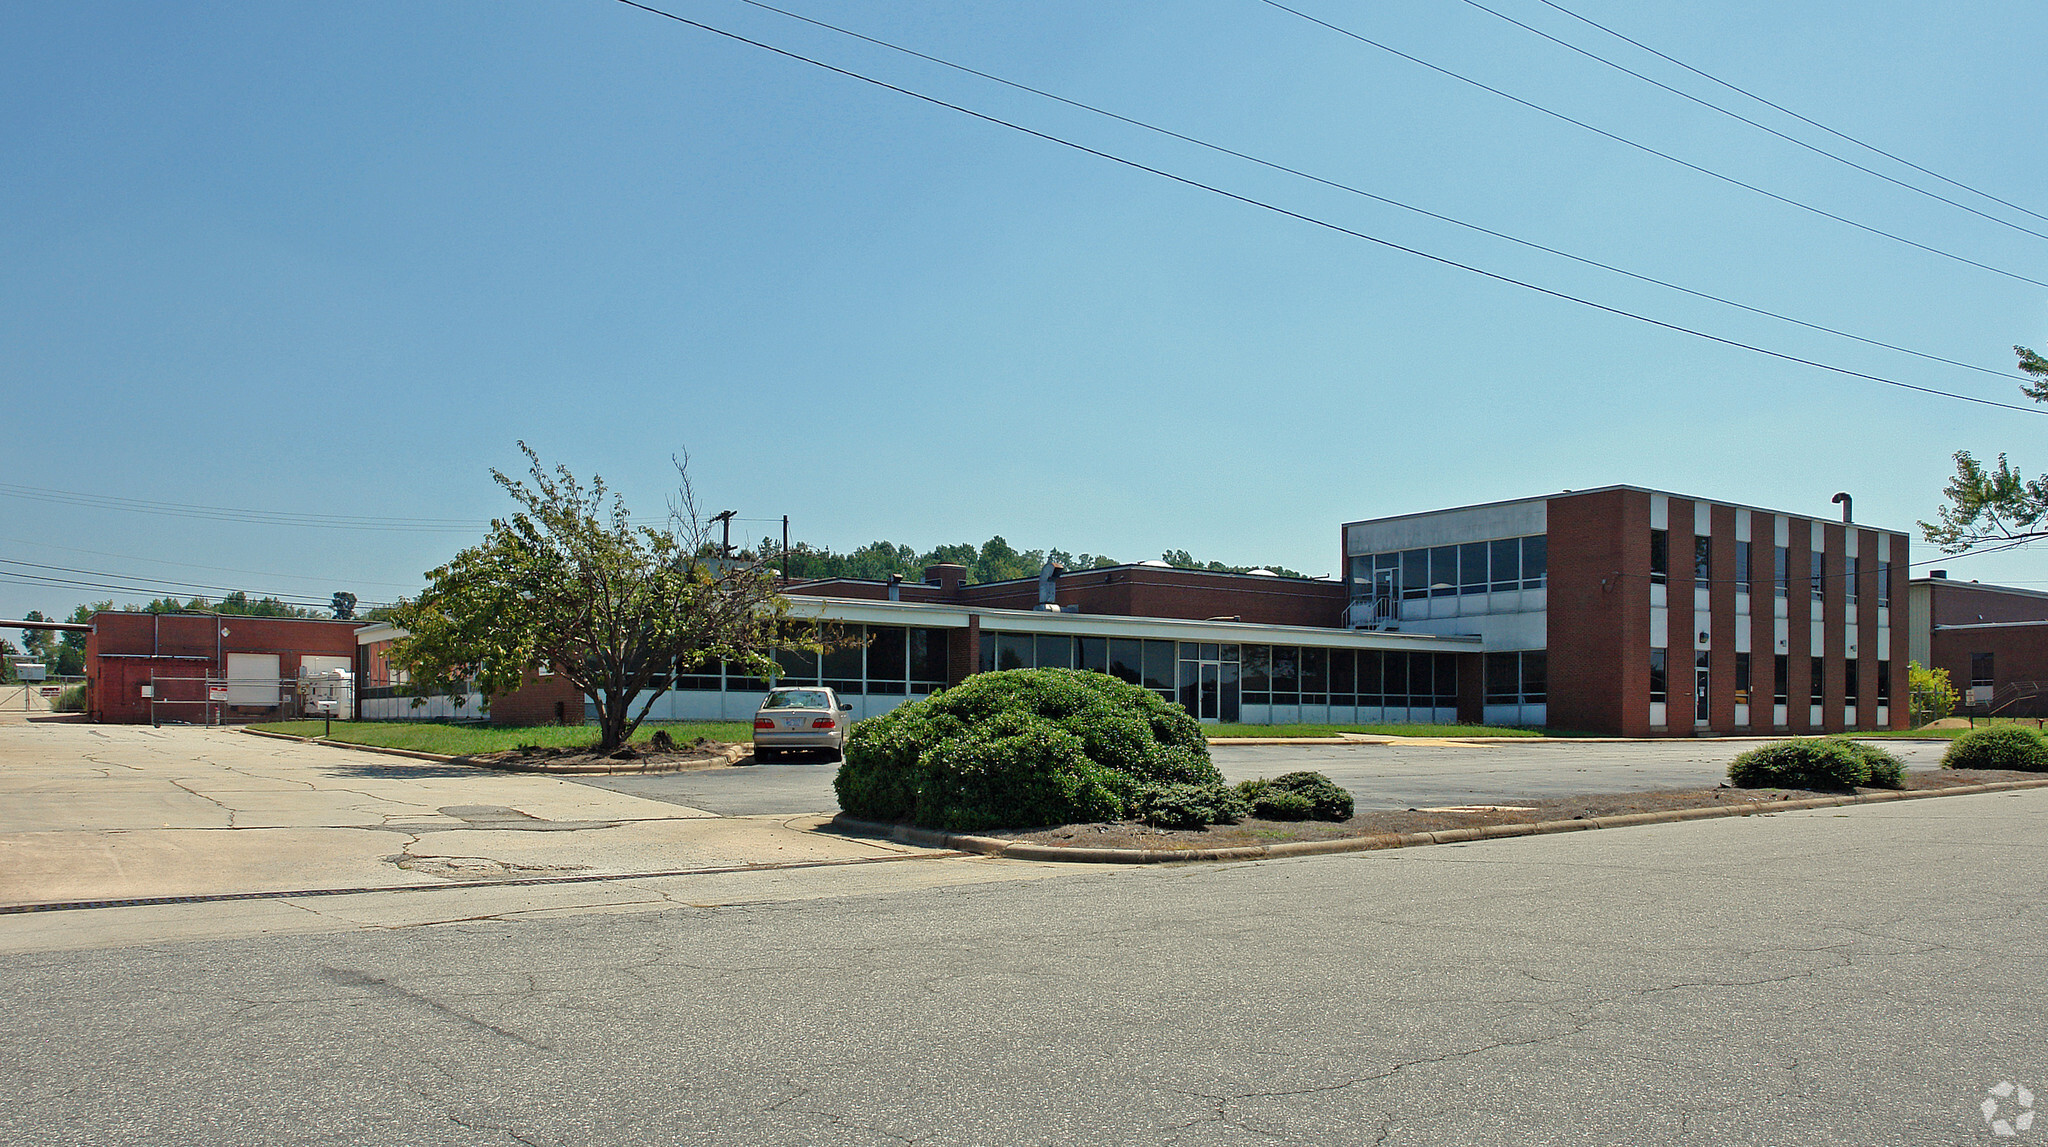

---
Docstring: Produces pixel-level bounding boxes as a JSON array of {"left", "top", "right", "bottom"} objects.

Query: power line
[
  {"left": 0, "top": 536, "right": 422, "bottom": 591},
  {"left": 1254, "top": 0, "right": 2048, "bottom": 291},
  {"left": 1452, "top": 0, "right": 2048, "bottom": 244},
  {"left": 1527, "top": 0, "right": 2048, "bottom": 229},
  {"left": 725, "top": 0, "right": 2022, "bottom": 384},
  {"left": 0, "top": 483, "right": 491, "bottom": 533},
  {"left": 0, "top": 562, "right": 389, "bottom": 612},
  {"left": 613, "top": 0, "right": 2046, "bottom": 415}
]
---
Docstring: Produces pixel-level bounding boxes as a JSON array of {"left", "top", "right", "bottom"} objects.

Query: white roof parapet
[{"left": 782, "top": 595, "right": 1481, "bottom": 652}]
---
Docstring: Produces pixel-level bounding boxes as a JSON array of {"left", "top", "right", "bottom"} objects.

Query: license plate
[{"left": 784, "top": 718, "right": 802, "bottom": 729}]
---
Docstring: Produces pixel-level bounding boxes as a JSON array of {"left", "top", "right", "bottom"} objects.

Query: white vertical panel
[
  {"left": 1693, "top": 620, "right": 1710, "bottom": 650},
  {"left": 1736, "top": 624, "right": 1751, "bottom": 653},
  {"left": 1650, "top": 494, "right": 1669, "bottom": 530},
  {"left": 1774, "top": 516, "right": 1789, "bottom": 547},
  {"left": 1811, "top": 520, "right": 1826, "bottom": 549},
  {"left": 1735, "top": 509, "right": 1751, "bottom": 542},
  {"left": 1694, "top": 501, "right": 1712, "bottom": 534},
  {"left": 1774, "top": 618, "right": 1789, "bottom": 653},
  {"left": 1650, "top": 607, "right": 1668, "bottom": 648},
  {"left": 1845, "top": 623, "right": 1858, "bottom": 658},
  {"left": 1810, "top": 620, "right": 1825, "bottom": 652},
  {"left": 1845, "top": 530, "right": 1859, "bottom": 558},
  {"left": 1650, "top": 701, "right": 1667, "bottom": 727}
]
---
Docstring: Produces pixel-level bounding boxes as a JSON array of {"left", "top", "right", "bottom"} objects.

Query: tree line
[{"left": 773, "top": 537, "right": 1311, "bottom": 584}]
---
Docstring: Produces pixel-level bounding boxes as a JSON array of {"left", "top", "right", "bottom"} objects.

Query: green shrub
[
  {"left": 1841, "top": 740, "right": 1906, "bottom": 789},
  {"left": 835, "top": 669, "right": 1225, "bottom": 831},
  {"left": 1237, "top": 771, "right": 1355, "bottom": 821},
  {"left": 1727, "top": 737, "right": 1904, "bottom": 791},
  {"left": 1942, "top": 725, "right": 2048, "bottom": 772},
  {"left": 52, "top": 684, "right": 86, "bottom": 713},
  {"left": 1133, "top": 782, "right": 1248, "bottom": 829}
]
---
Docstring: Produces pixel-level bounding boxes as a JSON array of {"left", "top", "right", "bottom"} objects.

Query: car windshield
[{"left": 762, "top": 690, "right": 831, "bottom": 710}]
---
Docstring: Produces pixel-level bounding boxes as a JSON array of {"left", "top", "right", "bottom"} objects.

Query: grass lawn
[
  {"left": 1203, "top": 722, "right": 1547, "bottom": 739},
  {"left": 250, "top": 719, "right": 753, "bottom": 756}
]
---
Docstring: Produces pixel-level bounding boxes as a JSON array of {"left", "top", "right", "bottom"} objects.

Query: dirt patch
[
  {"left": 460, "top": 739, "right": 750, "bottom": 773},
  {"left": 981, "top": 769, "right": 2048, "bottom": 852}
]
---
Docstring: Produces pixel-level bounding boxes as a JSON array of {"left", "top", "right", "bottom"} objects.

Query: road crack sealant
[{"left": 0, "top": 849, "right": 975, "bottom": 915}]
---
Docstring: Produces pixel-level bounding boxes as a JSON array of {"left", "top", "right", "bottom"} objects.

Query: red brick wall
[
  {"left": 1930, "top": 581, "right": 2048, "bottom": 626},
  {"left": 86, "top": 612, "right": 361, "bottom": 724},
  {"left": 488, "top": 669, "right": 586, "bottom": 726},
  {"left": 961, "top": 568, "right": 1348, "bottom": 627},
  {"left": 1931, "top": 624, "right": 2048, "bottom": 717},
  {"left": 1545, "top": 488, "right": 1649, "bottom": 737}
]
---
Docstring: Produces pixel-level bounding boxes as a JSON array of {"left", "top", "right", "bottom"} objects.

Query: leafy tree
[
  {"left": 1924, "top": 346, "right": 2048, "bottom": 552},
  {"left": 0, "top": 639, "right": 16, "bottom": 682},
  {"left": 1909, "top": 660, "right": 1960, "bottom": 726},
  {"left": 389, "top": 445, "right": 803, "bottom": 753},
  {"left": 18, "top": 612, "right": 50, "bottom": 662},
  {"left": 331, "top": 592, "right": 357, "bottom": 621}
]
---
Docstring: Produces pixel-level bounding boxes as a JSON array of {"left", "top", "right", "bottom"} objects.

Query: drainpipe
[{"left": 1832, "top": 492, "right": 1852, "bottom": 524}]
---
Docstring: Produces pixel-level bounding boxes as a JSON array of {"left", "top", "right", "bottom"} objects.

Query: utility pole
[
  {"left": 783, "top": 515, "right": 791, "bottom": 583},
  {"left": 709, "top": 509, "right": 736, "bottom": 560}
]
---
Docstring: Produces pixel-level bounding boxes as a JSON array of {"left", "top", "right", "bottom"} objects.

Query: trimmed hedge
[
  {"left": 1238, "top": 771, "right": 1355, "bottom": 821},
  {"left": 1133, "top": 782, "right": 1248, "bottom": 830},
  {"left": 1942, "top": 725, "right": 2048, "bottom": 772},
  {"left": 1727, "top": 737, "right": 1905, "bottom": 792},
  {"left": 834, "top": 669, "right": 1224, "bottom": 831}
]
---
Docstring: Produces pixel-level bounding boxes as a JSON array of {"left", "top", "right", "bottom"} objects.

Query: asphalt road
[
  {"left": 7, "top": 786, "right": 2044, "bottom": 1145},
  {"left": 574, "top": 739, "right": 1958, "bottom": 816}
]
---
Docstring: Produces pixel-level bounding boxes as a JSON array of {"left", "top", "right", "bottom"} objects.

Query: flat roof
[
  {"left": 1340, "top": 485, "right": 1906, "bottom": 535},
  {"left": 1911, "top": 577, "right": 2048, "bottom": 601}
]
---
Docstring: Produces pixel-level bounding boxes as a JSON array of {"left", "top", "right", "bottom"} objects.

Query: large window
[
  {"left": 1649, "top": 649, "right": 1668, "bottom": 704},
  {"left": 1485, "top": 651, "right": 1546, "bottom": 706},
  {"left": 1775, "top": 546, "right": 1789, "bottom": 598},
  {"left": 714, "top": 624, "right": 948, "bottom": 694},
  {"left": 1811, "top": 656, "right": 1826, "bottom": 705},
  {"left": 1242, "top": 647, "right": 1455, "bottom": 709},
  {"left": 1845, "top": 658, "right": 1859, "bottom": 705},
  {"left": 1694, "top": 537, "right": 1711, "bottom": 590},
  {"left": 1972, "top": 652, "right": 1995, "bottom": 693},
  {"left": 1845, "top": 556, "right": 1859, "bottom": 606},
  {"left": 1736, "top": 541, "right": 1752, "bottom": 595},
  {"left": 1650, "top": 529, "right": 1668, "bottom": 586},
  {"left": 1877, "top": 660, "right": 1891, "bottom": 705},
  {"left": 1357, "top": 534, "right": 1546, "bottom": 606},
  {"left": 1774, "top": 654, "right": 1789, "bottom": 706},
  {"left": 1878, "top": 561, "right": 1891, "bottom": 608},
  {"left": 1735, "top": 652, "right": 1751, "bottom": 705},
  {"left": 1811, "top": 552, "right": 1826, "bottom": 602}
]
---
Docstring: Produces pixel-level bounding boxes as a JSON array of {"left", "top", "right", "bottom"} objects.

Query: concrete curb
[
  {"left": 827, "top": 777, "right": 2048, "bottom": 865},
  {"left": 238, "top": 727, "right": 751, "bottom": 774}
]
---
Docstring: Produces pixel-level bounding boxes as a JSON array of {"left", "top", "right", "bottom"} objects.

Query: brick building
[
  {"left": 130, "top": 483, "right": 1919, "bottom": 736},
  {"left": 86, "top": 612, "right": 361, "bottom": 725},
  {"left": 1341, "top": 487, "right": 1910, "bottom": 736},
  {"left": 1909, "top": 575, "right": 2048, "bottom": 718}
]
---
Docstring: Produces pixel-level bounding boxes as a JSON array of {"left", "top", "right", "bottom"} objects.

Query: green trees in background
[{"left": 776, "top": 537, "right": 1309, "bottom": 584}]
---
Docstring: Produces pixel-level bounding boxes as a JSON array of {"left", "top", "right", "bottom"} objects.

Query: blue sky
[{"left": 3, "top": 0, "right": 2044, "bottom": 625}]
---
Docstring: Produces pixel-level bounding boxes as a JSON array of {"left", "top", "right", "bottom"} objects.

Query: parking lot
[{"left": 569, "top": 737, "right": 1955, "bottom": 815}]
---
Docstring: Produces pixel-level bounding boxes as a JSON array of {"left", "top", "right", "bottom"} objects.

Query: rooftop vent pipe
[{"left": 1831, "top": 492, "right": 1853, "bottom": 524}]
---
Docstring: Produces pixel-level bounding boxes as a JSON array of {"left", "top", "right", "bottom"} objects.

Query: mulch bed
[
  {"left": 982, "top": 768, "right": 2048, "bottom": 852},
  {"left": 460, "top": 738, "right": 750, "bottom": 772}
]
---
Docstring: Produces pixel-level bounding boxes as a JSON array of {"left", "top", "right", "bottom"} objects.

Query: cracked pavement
[
  {"left": 4, "top": 775, "right": 2045, "bottom": 1144},
  {"left": 0, "top": 723, "right": 1055, "bottom": 948}
]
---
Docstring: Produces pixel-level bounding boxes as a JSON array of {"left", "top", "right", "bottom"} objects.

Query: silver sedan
[{"left": 751, "top": 686, "right": 852, "bottom": 761}]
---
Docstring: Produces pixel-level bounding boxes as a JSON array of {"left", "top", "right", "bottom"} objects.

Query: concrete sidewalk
[{"left": 0, "top": 722, "right": 936, "bottom": 910}]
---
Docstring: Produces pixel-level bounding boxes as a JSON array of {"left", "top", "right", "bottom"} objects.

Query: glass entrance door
[{"left": 1178, "top": 644, "right": 1241, "bottom": 723}]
